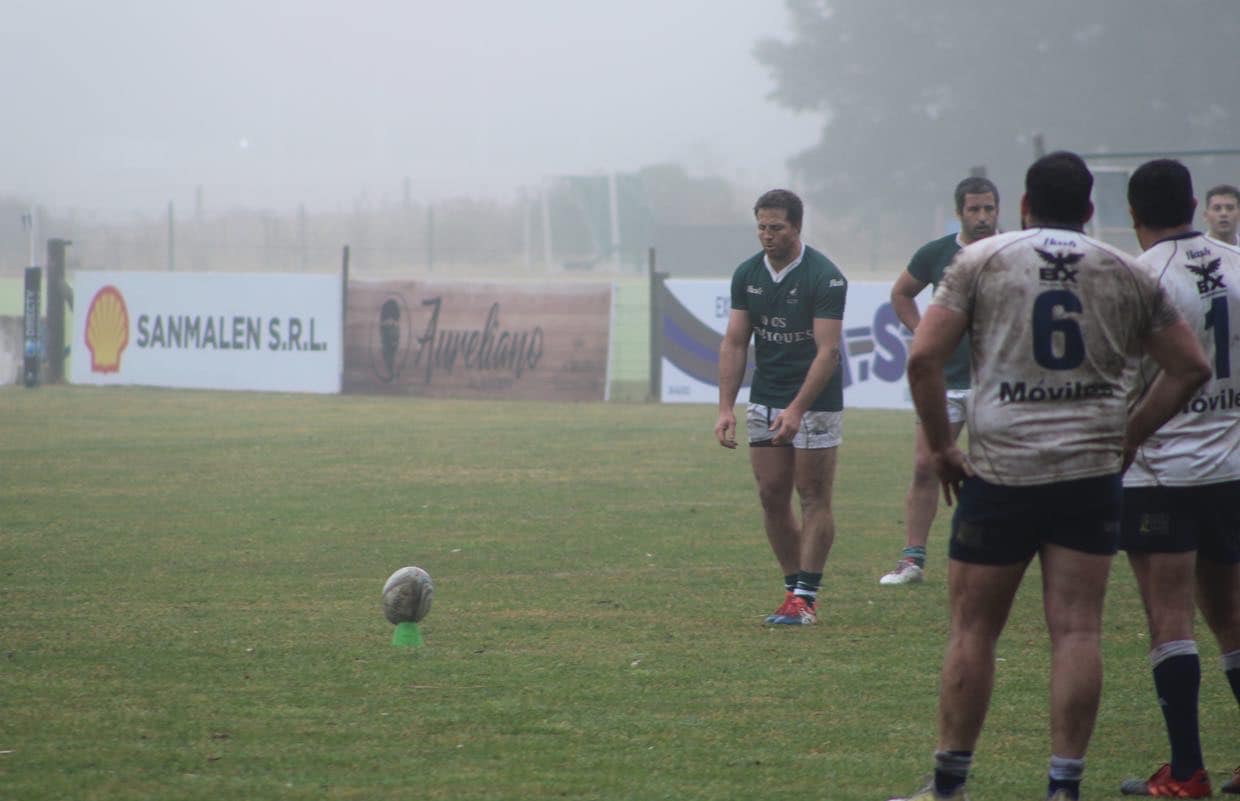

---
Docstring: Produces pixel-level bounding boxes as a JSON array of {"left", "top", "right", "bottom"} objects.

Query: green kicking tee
[
  {"left": 729, "top": 245, "right": 847, "bottom": 411},
  {"left": 907, "top": 233, "right": 970, "bottom": 390}
]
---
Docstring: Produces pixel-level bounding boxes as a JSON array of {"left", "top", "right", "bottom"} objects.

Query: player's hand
[
  {"left": 932, "top": 446, "right": 974, "bottom": 506},
  {"left": 715, "top": 411, "right": 738, "bottom": 449},
  {"left": 768, "top": 408, "right": 803, "bottom": 446}
]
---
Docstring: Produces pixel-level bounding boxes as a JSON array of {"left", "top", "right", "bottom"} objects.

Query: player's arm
[
  {"left": 1123, "top": 319, "right": 1211, "bottom": 468},
  {"left": 890, "top": 270, "right": 929, "bottom": 333},
  {"left": 715, "top": 309, "right": 753, "bottom": 449},
  {"left": 906, "top": 304, "right": 973, "bottom": 503},
  {"left": 768, "top": 316, "right": 842, "bottom": 444}
]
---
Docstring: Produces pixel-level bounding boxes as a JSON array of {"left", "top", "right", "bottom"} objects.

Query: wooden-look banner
[{"left": 344, "top": 280, "right": 612, "bottom": 401}]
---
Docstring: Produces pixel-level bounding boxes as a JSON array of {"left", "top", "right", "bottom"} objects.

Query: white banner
[
  {"left": 659, "top": 279, "right": 925, "bottom": 408},
  {"left": 70, "top": 272, "right": 342, "bottom": 394}
]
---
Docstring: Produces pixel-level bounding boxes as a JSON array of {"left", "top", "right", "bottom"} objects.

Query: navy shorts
[
  {"left": 950, "top": 474, "right": 1123, "bottom": 565},
  {"left": 1121, "top": 480, "right": 1240, "bottom": 564}
]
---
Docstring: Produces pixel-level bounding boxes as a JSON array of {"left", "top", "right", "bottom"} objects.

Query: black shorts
[
  {"left": 949, "top": 474, "right": 1123, "bottom": 565},
  {"left": 1121, "top": 480, "right": 1240, "bottom": 564}
]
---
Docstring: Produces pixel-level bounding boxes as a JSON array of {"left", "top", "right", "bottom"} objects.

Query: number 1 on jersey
[{"left": 1204, "top": 295, "right": 1231, "bottom": 378}]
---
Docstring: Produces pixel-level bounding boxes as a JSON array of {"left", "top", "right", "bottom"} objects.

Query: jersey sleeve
[
  {"left": 930, "top": 249, "right": 974, "bottom": 315},
  {"left": 730, "top": 267, "right": 748, "bottom": 311},
  {"left": 1145, "top": 278, "right": 1182, "bottom": 333},
  {"left": 814, "top": 273, "right": 847, "bottom": 320},
  {"left": 906, "top": 242, "right": 935, "bottom": 284}
]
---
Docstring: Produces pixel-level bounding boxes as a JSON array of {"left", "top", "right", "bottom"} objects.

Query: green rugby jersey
[
  {"left": 729, "top": 245, "right": 848, "bottom": 411},
  {"left": 907, "top": 233, "right": 971, "bottom": 390}
]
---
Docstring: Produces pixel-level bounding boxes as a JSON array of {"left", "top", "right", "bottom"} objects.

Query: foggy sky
[{"left": 2, "top": 0, "right": 821, "bottom": 216}]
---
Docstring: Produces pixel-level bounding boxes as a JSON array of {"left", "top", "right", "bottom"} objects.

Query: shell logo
[{"left": 84, "top": 285, "right": 131, "bottom": 373}]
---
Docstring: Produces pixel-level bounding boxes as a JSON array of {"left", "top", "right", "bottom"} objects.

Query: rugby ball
[{"left": 382, "top": 566, "right": 434, "bottom": 624}]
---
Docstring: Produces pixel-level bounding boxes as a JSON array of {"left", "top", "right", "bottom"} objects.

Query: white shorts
[
  {"left": 945, "top": 389, "right": 971, "bottom": 426},
  {"left": 746, "top": 403, "right": 843, "bottom": 449}
]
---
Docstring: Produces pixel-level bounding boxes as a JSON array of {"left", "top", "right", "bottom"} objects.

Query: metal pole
[
  {"left": 647, "top": 247, "right": 666, "bottom": 402},
  {"left": 45, "top": 239, "right": 70, "bottom": 384},
  {"left": 22, "top": 267, "right": 41, "bottom": 388},
  {"left": 608, "top": 172, "right": 621, "bottom": 270}
]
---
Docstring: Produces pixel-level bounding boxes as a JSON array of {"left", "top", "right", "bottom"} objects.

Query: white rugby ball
[{"left": 382, "top": 566, "right": 434, "bottom": 624}]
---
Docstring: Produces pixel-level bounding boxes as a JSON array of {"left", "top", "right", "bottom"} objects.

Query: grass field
[{"left": 1, "top": 387, "right": 1235, "bottom": 801}]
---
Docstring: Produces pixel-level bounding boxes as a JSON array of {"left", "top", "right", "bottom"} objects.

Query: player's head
[
  {"left": 1127, "top": 159, "right": 1195, "bottom": 230},
  {"left": 753, "top": 189, "right": 803, "bottom": 230},
  {"left": 1023, "top": 151, "right": 1093, "bottom": 227},
  {"left": 954, "top": 177, "right": 999, "bottom": 214},
  {"left": 1203, "top": 184, "right": 1239, "bottom": 242},
  {"left": 954, "top": 176, "right": 999, "bottom": 243}
]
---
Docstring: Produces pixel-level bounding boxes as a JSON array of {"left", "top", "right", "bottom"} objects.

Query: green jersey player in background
[
  {"left": 881, "top": 176, "right": 999, "bottom": 586},
  {"left": 1118, "top": 160, "right": 1240, "bottom": 798},
  {"left": 715, "top": 189, "right": 847, "bottom": 626}
]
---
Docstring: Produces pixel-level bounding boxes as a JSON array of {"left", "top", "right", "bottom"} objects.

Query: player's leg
[
  {"left": 749, "top": 444, "right": 799, "bottom": 571},
  {"left": 788, "top": 443, "right": 838, "bottom": 623},
  {"left": 1127, "top": 550, "right": 1207, "bottom": 786},
  {"left": 894, "top": 474, "right": 1038, "bottom": 800},
  {"left": 746, "top": 403, "right": 801, "bottom": 621},
  {"left": 1193, "top": 482, "right": 1240, "bottom": 795},
  {"left": 1040, "top": 543, "right": 1113, "bottom": 800},
  {"left": 1118, "top": 485, "right": 1212, "bottom": 797},
  {"left": 939, "top": 557, "right": 1027, "bottom": 744},
  {"left": 1197, "top": 557, "right": 1240, "bottom": 796},
  {"left": 882, "top": 417, "right": 965, "bottom": 586}
]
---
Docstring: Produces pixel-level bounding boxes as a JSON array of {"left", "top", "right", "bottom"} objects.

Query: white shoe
[{"left": 879, "top": 559, "right": 925, "bottom": 586}]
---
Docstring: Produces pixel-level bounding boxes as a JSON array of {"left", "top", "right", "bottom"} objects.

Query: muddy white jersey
[
  {"left": 1125, "top": 233, "right": 1240, "bottom": 487},
  {"left": 932, "top": 227, "right": 1179, "bottom": 486}
]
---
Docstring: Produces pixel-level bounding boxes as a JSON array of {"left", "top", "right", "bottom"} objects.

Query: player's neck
[
  {"left": 1136, "top": 223, "right": 1193, "bottom": 251},
  {"left": 1024, "top": 216, "right": 1084, "bottom": 233},
  {"left": 766, "top": 241, "right": 804, "bottom": 272},
  {"left": 1210, "top": 230, "right": 1238, "bottom": 246}
]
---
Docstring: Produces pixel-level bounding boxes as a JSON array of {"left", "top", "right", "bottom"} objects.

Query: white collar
[{"left": 764, "top": 243, "right": 805, "bottom": 283}]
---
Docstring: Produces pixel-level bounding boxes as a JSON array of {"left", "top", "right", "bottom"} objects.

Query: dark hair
[
  {"left": 1206, "top": 184, "right": 1240, "bottom": 205},
  {"left": 753, "top": 189, "right": 803, "bottom": 228},
  {"left": 954, "top": 177, "right": 999, "bottom": 213},
  {"left": 1025, "top": 151, "right": 1093, "bottom": 225},
  {"left": 1128, "top": 159, "right": 1194, "bottom": 229}
]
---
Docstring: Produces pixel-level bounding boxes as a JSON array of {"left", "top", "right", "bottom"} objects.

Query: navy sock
[
  {"left": 1150, "top": 643, "right": 1203, "bottom": 779},
  {"left": 783, "top": 574, "right": 798, "bottom": 593},
  {"left": 933, "top": 750, "right": 971, "bottom": 797},
  {"left": 793, "top": 571, "right": 822, "bottom": 606},
  {"left": 1222, "top": 649, "right": 1240, "bottom": 706},
  {"left": 1048, "top": 754, "right": 1084, "bottom": 800}
]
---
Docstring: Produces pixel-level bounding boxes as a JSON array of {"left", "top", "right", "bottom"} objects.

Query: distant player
[
  {"left": 1117, "top": 160, "right": 1240, "bottom": 798},
  {"left": 889, "top": 151, "right": 1210, "bottom": 801},
  {"left": 716, "top": 189, "right": 848, "bottom": 625},
  {"left": 1204, "top": 184, "right": 1239, "bottom": 246},
  {"left": 880, "top": 176, "right": 999, "bottom": 586}
]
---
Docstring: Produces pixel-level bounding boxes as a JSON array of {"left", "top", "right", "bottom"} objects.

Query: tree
[{"left": 756, "top": 0, "right": 1240, "bottom": 260}]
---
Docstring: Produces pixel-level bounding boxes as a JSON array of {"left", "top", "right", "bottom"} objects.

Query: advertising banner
[
  {"left": 69, "top": 272, "right": 342, "bottom": 394},
  {"left": 344, "top": 280, "right": 612, "bottom": 401},
  {"left": 659, "top": 279, "right": 924, "bottom": 409}
]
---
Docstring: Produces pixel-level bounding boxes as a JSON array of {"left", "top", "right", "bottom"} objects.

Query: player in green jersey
[
  {"left": 715, "top": 189, "right": 848, "bottom": 625},
  {"left": 880, "top": 177, "right": 999, "bottom": 586}
]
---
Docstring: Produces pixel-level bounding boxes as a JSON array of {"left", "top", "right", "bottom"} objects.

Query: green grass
[{"left": 0, "top": 387, "right": 1235, "bottom": 801}]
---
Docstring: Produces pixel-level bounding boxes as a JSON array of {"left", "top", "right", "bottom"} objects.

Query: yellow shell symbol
[{"left": 85, "top": 286, "right": 130, "bottom": 373}]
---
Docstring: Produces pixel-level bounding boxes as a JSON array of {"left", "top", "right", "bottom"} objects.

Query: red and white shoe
[
  {"left": 763, "top": 591, "right": 797, "bottom": 624},
  {"left": 1120, "top": 763, "right": 1212, "bottom": 797},
  {"left": 768, "top": 594, "right": 817, "bottom": 625}
]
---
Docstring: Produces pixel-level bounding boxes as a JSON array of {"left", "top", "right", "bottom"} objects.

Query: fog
[{"left": 2, "top": 0, "right": 820, "bottom": 216}]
